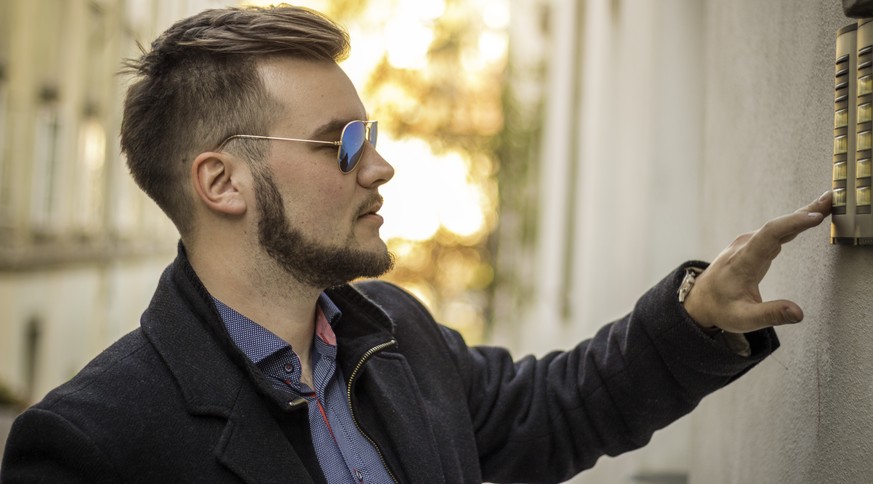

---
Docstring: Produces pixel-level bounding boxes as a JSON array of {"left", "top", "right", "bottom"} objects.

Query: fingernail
[
  {"left": 808, "top": 212, "right": 823, "bottom": 219},
  {"left": 783, "top": 308, "right": 802, "bottom": 324},
  {"left": 819, "top": 190, "right": 831, "bottom": 202}
]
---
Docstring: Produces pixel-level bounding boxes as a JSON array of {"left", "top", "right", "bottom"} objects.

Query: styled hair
[{"left": 120, "top": 5, "right": 350, "bottom": 235}]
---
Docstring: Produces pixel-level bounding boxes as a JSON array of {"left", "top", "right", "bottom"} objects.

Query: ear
[{"left": 191, "top": 151, "right": 248, "bottom": 217}]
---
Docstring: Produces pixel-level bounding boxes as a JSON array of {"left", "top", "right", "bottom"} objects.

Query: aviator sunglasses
[{"left": 216, "top": 120, "right": 378, "bottom": 173}]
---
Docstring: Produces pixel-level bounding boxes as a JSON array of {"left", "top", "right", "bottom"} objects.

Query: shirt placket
[{"left": 313, "top": 341, "right": 368, "bottom": 483}]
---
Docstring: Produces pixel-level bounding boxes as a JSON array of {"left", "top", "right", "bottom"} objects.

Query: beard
[{"left": 253, "top": 168, "right": 394, "bottom": 289}]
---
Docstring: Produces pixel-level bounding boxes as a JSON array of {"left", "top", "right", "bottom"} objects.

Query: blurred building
[
  {"left": 493, "top": 1, "right": 703, "bottom": 482},
  {"left": 0, "top": 0, "right": 229, "bottom": 410}
]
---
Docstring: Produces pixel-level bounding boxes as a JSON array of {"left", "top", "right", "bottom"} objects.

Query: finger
[
  {"left": 745, "top": 210, "right": 826, "bottom": 261},
  {"left": 795, "top": 190, "right": 833, "bottom": 217},
  {"left": 759, "top": 191, "right": 832, "bottom": 249},
  {"left": 779, "top": 191, "right": 832, "bottom": 243},
  {"left": 739, "top": 299, "right": 804, "bottom": 330}
]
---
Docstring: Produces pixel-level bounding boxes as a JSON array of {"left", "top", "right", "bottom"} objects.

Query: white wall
[
  {"left": 515, "top": 0, "right": 705, "bottom": 481},
  {"left": 0, "top": 257, "right": 171, "bottom": 403},
  {"left": 691, "top": 1, "right": 873, "bottom": 483},
  {"left": 516, "top": 0, "right": 873, "bottom": 482}
]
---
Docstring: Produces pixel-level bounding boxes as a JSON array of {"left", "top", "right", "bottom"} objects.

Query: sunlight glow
[
  {"left": 479, "top": 31, "right": 508, "bottom": 66},
  {"left": 385, "top": 20, "right": 434, "bottom": 70},
  {"left": 379, "top": 138, "right": 488, "bottom": 242},
  {"left": 481, "top": 0, "right": 510, "bottom": 30}
]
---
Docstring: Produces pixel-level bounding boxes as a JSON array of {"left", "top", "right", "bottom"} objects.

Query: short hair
[{"left": 120, "top": 5, "right": 350, "bottom": 235}]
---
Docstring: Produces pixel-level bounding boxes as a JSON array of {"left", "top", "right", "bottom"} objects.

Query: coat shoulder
[{"left": 37, "top": 330, "right": 162, "bottom": 410}]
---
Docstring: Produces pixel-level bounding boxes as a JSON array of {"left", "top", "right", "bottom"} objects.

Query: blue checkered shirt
[{"left": 213, "top": 294, "right": 394, "bottom": 484}]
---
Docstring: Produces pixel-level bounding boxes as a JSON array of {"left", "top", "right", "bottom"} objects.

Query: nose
[{"left": 356, "top": 143, "right": 394, "bottom": 188}]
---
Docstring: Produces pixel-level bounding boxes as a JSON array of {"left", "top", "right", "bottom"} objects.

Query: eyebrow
[{"left": 309, "top": 115, "right": 369, "bottom": 140}]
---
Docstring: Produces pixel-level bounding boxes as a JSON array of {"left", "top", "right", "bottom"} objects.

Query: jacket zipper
[{"left": 346, "top": 339, "right": 399, "bottom": 484}]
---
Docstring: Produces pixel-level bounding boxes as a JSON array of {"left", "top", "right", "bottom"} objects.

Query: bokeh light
[{"left": 379, "top": 138, "right": 489, "bottom": 242}]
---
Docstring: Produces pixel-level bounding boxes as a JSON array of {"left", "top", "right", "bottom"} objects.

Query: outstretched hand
[{"left": 683, "top": 191, "right": 833, "bottom": 334}]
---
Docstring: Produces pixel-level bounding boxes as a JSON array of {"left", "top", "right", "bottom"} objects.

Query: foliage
[{"left": 330, "top": 0, "right": 508, "bottom": 342}]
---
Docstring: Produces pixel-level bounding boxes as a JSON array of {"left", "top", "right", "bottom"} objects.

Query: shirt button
[{"left": 283, "top": 363, "right": 293, "bottom": 373}]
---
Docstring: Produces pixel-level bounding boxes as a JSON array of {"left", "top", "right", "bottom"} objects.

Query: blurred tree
[{"left": 328, "top": 0, "right": 507, "bottom": 343}]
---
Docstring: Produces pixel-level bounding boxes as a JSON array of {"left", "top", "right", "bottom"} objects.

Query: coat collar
[
  {"left": 138, "top": 243, "right": 399, "bottom": 483},
  {"left": 141, "top": 243, "right": 398, "bottom": 411}
]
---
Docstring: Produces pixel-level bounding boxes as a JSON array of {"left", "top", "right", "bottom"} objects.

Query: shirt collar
[
  {"left": 212, "top": 293, "right": 343, "bottom": 365},
  {"left": 317, "top": 292, "right": 343, "bottom": 325}
]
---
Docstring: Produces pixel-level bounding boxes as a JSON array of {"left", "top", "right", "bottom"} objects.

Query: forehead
[{"left": 257, "top": 57, "right": 366, "bottom": 133}]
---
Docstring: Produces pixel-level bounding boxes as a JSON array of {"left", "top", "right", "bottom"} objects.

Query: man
[{"left": 0, "top": 5, "right": 832, "bottom": 484}]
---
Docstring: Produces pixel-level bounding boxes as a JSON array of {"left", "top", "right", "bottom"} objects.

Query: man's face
[{"left": 251, "top": 58, "right": 395, "bottom": 288}]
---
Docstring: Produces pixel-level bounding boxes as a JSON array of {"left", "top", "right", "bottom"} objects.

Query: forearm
[{"left": 460, "top": 264, "right": 778, "bottom": 483}]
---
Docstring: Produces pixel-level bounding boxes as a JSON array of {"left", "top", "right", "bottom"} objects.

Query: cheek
[
  {"left": 286, "top": 175, "right": 354, "bottom": 223},
  {"left": 271, "top": 156, "right": 357, "bottom": 222},
  {"left": 320, "top": 182, "right": 356, "bottom": 222}
]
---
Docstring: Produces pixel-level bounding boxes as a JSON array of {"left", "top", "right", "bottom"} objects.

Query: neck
[{"left": 187, "top": 238, "right": 324, "bottom": 365}]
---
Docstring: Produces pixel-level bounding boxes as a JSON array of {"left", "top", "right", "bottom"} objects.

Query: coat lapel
[
  {"left": 215, "top": 387, "right": 315, "bottom": 484},
  {"left": 329, "top": 283, "right": 447, "bottom": 484},
  {"left": 141, "top": 251, "right": 316, "bottom": 483}
]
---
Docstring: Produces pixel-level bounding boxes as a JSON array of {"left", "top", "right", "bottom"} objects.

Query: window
[
  {"left": 23, "top": 317, "right": 42, "bottom": 403},
  {"left": 30, "top": 91, "right": 62, "bottom": 234},
  {"left": 0, "top": 64, "right": 10, "bottom": 226},
  {"left": 74, "top": 117, "right": 106, "bottom": 234}
]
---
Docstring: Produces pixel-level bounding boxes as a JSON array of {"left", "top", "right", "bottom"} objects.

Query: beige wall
[
  {"left": 691, "top": 1, "right": 873, "bottom": 482},
  {"left": 507, "top": 0, "right": 873, "bottom": 482}
]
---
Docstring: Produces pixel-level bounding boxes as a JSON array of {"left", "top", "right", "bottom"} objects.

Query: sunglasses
[{"left": 216, "top": 120, "right": 378, "bottom": 173}]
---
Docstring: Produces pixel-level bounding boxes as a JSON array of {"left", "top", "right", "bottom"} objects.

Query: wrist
[
  {"left": 677, "top": 266, "right": 703, "bottom": 304},
  {"left": 678, "top": 265, "right": 752, "bottom": 356},
  {"left": 678, "top": 266, "right": 719, "bottom": 332}
]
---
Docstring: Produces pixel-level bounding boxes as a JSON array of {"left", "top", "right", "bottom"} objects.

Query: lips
[{"left": 357, "top": 195, "right": 384, "bottom": 219}]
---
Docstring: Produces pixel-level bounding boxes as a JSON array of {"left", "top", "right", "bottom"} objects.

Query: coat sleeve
[
  {"left": 1, "top": 407, "right": 121, "bottom": 483},
  {"left": 440, "top": 263, "right": 779, "bottom": 484}
]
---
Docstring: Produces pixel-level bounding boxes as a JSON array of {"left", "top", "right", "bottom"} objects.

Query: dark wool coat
[{"left": 1, "top": 249, "right": 778, "bottom": 483}]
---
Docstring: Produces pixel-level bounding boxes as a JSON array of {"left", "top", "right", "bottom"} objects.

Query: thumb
[{"left": 743, "top": 299, "right": 803, "bottom": 330}]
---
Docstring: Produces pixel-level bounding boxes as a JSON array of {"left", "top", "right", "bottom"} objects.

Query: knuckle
[{"left": 732, "top": 232, "right": 754, "bottom": 245}]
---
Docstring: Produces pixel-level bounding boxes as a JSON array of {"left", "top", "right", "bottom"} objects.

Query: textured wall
[
  {"left": 539, "top": 0, "right": 873, "bottom": 482},
  {"left": 690, "top": 1, "right": 873, "bottom": 483}
]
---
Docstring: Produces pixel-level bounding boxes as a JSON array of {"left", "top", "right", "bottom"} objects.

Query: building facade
[{"left": 0, "top": 0, "right": 228, "bottom": 414}]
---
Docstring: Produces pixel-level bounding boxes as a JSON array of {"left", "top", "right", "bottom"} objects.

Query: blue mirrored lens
[
  {"left": 339, "top": 121, "right": 366, "bottom": 173},
  {"left": 338, "top": 121, "right": 378, "bottom": 173}
]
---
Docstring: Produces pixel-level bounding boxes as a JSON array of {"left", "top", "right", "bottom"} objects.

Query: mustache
[{"left": 356, "top": 194, "right": 384, "bottom": 216}]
